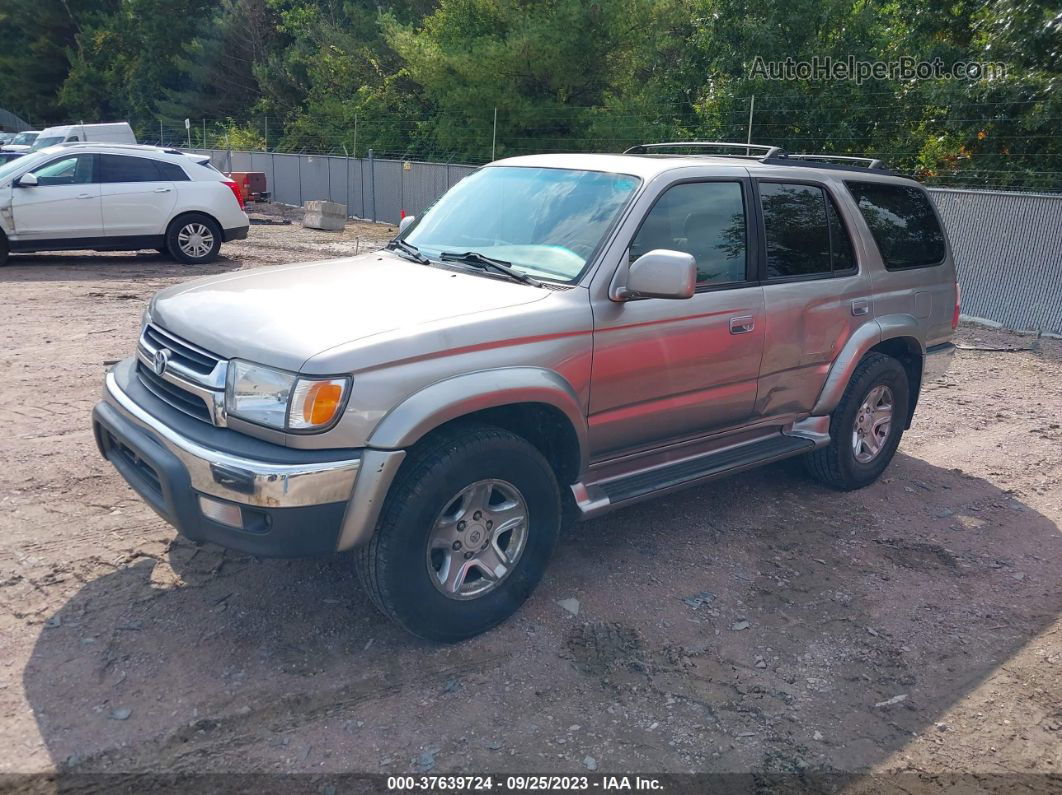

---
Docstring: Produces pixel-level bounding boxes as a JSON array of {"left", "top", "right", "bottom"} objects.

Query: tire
[
  {"left": 804, "top": 353, "right": 909, "bottom": 491},
  {"left": 166, "top": 214, "right": 222, "bottom": 264},
  {"left": 0, "top": 232, "right": 8, "bottom": 266},
  {"left": 355, "top": 423, "right": 562, "bottom": 642}
]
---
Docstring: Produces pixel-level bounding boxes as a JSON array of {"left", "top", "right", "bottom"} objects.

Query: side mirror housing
[
  {"left": 615, "top": 249, "right": 697, "bottom": 301},
  {"left": 398, "top": 214, "right": 415, "bottom": 234},
  {"left": 15, "top": 172, "right": 37, "bottom": 187}
]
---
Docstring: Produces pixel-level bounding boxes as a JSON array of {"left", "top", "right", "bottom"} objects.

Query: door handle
[
  {"left": 729, "top": 315, "right": 755, "bottom": 334},
  {"left": 76, "top": 193, "right": 93, "bottom": 200},
  {"left": 851, "top": 299, "right": 870, "bottom": 316},
  {"left": 154, "top": 187, "right": 172, "bottom": 193}
]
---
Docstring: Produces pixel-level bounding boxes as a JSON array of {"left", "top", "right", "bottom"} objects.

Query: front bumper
[
  {"left": 92, "top": 361, "right": 373, "bottom": 556},
  {"left": 924, "top": 341, "right": 956, "bottom": 381}
]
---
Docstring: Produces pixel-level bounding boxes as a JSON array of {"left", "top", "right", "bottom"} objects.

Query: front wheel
[
  {"left": 355, "top": 424, "right": 561, "bottom": 641},
  {"left": 166, "top": 214, "right": 222, "bottom": 264},
  {"left": 805, "top": 353, "right": 910, "bottom": 490}
]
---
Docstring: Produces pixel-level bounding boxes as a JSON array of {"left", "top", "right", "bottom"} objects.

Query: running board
[{"left": 572, "top": 434, "right": 815, "bottom": 519}]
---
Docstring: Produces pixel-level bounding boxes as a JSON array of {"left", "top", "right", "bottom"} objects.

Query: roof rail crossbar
[
  {"left": 625, "top": 141, "right": 786, "bottom": 159},
  {"left": 784, "top": 153, "right": 885, "bottom": 169}
]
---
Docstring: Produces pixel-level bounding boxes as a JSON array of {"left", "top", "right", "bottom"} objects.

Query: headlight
[{"left": 225, "top": 360, "right": 349, "bottom": 432}]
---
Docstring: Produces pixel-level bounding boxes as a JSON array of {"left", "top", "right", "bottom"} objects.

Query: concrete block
[{"left": 302, "top": 200, "right": 346, "bottom": 230}]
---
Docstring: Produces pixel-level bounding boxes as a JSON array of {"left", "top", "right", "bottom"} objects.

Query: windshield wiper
[
  {"left": 438, "top": 251, "right": 541, "bottom": 287},
  {"left": 386, "top": 237, "right": 430, "bottom": 265}
]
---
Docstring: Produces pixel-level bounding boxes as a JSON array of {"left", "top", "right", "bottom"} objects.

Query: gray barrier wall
[
  {"left": 194, "top": 149, "right": 1061, "bottom": 335},
  {"left": 929, "top": 188, "right": 1062, "bottom": 336},
  {"left": 190, "top": 149, "right": 476, "bottom": 223}
]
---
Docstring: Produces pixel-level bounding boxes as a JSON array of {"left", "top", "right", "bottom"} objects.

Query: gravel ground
[{"left": 0, "top": 219, "right": 1060, "bottom": 791}]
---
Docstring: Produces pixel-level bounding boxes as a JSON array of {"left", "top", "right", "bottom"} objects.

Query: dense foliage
[{"left": 1, "top": 0, "right": 1059, "bottom": 189}]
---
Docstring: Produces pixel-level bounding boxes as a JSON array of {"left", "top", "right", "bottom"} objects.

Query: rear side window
[
  {"left": 630, "top": 181, "right": 747, "bottom": 286},
  {"left": 760, "top": 182, "right": 856, "bottom": 278},
  {"left": 156, "top": 160, "right": 190, "bottom": 181},
  {"left": 100, "top": 154, "right": 164, "bottom": 183},
  {"left": 845, "top": 181, "right": 945, "bottom": 269}
]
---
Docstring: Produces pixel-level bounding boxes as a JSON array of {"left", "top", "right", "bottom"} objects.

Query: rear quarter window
[{"left": 845, "top": 181, "right": 945, "bottom": 270}]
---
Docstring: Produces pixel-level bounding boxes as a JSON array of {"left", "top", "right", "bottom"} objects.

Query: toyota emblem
[{"left": 153, "top": 348, "right": 171, "bottom": 376}]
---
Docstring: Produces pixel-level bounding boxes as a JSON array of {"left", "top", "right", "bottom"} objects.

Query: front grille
[
  {"left": 142, "top": 324, "right": 220, "bottom": 376},
  {"left": 137, "top": 361, "right": 214, "bottom": 422}
]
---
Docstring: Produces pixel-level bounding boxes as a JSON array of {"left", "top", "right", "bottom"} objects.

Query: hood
[{"left": 150, "top": 252, "right": 551, "bottom": 372}]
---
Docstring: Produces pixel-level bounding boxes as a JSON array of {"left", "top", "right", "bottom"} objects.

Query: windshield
[
  {"left": 30, "top": 135, "right": 65, "bottom": 150},
  {"left": 10, "top": 132, "right": 38, "bottom": 146},
  {"left": 401, "top": 166, "right": 641, "bottom": 282},
  {"left": 0, "top": 151, "right": 45, "bottom": 183}
]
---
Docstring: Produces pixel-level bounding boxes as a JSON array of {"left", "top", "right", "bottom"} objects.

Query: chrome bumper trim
[{"left": 103, "top": 371, "right": 359, "bottom": 508}]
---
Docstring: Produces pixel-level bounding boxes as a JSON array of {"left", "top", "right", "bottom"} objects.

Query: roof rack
[
  {"left": 780, "top": 153, "right": 885, "bottom": 169},
  {"left": 624, "top": 141, "right": 787, "bottom": 159}
]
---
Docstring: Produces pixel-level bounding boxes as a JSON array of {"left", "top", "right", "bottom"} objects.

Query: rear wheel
[
  {"left": 0, "top": 232, "right": 8, "bottom": 266},
  {"left": 355, "top": 424, "right": 561, "bottom": 641},
  {"left": 805, "top": 353, "right": 909, "bottom": 490},
  {"left": 166, "top": 214, "right": 222, "bottom": 264}
]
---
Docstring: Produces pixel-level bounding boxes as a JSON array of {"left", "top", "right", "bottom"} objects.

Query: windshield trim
[{"left": 400, "top": 164, "right": 643, "bottom": 286}]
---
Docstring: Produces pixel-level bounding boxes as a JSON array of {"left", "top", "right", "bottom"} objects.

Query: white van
[{"left": 30, "top": 122, "right": 136, "bottom": 151}]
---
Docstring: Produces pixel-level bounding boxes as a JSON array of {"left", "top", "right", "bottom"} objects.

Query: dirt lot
[{"left": 0, "top": 218, "right": 1060, "bottom": 791}]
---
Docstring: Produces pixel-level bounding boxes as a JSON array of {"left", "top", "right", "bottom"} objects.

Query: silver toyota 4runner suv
[{"left": 93, "top": 142, "right": 958, "bottom": 641}]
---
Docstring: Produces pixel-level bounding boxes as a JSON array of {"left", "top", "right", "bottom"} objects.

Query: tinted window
[
  {"left": 28, "top": 154, "right": 96, "bottom": 185},
  {"left": 826, "top": 193, "right": 856, "bottom": 271},
  {"left": 761, "top": 182, "right": 857, "bottom": 278},
  {"left": 156, "top": 160, "right": 189, "bottom": 181},
  {"left": 761, "top": 183, "right": 831, "bottom": 278},
  {"left": 630, "top": 181, "right": 747, "bottom": 285},
  {"left": 100, "top": 154, "right": 163, "bottom": 183},
  {"left": 845, "top": 181, "right": 945, "bottom": 269}
]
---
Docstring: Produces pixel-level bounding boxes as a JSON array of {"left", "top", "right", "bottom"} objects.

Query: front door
[
  {"left": 589, "top": 178, "right": 765, "bottom": 459},
  {"left": 10, "top": 153, "right": 101, "bottom": 240},
  {"left": 99, "top": 154, "right": 177, "bottom": 237}
]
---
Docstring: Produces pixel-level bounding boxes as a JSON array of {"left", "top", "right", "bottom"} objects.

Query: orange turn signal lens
[
  {"left": 287, "top": 378, "right": 348, "bottom": 430},
  {"left": 303, "top": 381, "right": 343, "bottom": 425}
]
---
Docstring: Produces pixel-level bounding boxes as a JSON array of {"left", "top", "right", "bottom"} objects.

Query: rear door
[
  {"left": 752, "top": 178, "right": 873, "bottom": 417},
  {"left": 10, "top": 153, "right": 102, "bottom": 240},
  {"left": 99, "top": 154, "right": 178, "bottom": 238}
]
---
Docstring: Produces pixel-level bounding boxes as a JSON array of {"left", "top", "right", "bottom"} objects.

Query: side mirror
[
  {"left": 398, "top": 214, "right": 415, "bottom": 234},
  {"left": 15, "top": 172, "right": 38, "bottom": 187},
  {"left": 616, "top": 249, "right": 697, "bottom": 300}
]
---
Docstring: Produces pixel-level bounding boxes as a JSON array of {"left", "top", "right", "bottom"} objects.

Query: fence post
[
  {"left": 298, "top": 152, "right": 303, "bottom": 206},
  {"left": 344, "top": 145, "right": 351, "bottom": 218},
  {"left": 368, "top": 148, "right": 376, "bottom": 223}
]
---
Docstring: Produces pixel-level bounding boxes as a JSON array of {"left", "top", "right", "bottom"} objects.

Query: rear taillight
[
  {"left": 222, "top": 178, "right": 244, "bottom": 209},
  {"left": 952, "top": 282, "right": 961, "bottom": 330}
]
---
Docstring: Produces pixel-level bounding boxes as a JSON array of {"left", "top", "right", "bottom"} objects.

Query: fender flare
[
  {"left": 811, "top": 315, "right": 925, "bottom": 416},
  {"left": 367, "top": 367, "right": 589, "bottom": 471}
]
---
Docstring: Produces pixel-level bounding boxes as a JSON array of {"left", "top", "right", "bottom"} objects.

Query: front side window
[
  {"left": 402, "top": 166, "right": 641, "bottom": 283},
  {"left": 760, "top": 182, "right": 857, "bottom": 278},
  {"left": 27, "top": 154, "right": 95, "bottom": 185},
  {"left": 845, "top": 181, "right": 945, "bottom": 269},
  {"left": 30, "top": 135, "right": 65, "bottom": 150},
  {"left": 630, "top": 181, "right": 747, "bottom": 285},
  {"left": 100, "top": 154, "right": 164, "bottom": 183}
]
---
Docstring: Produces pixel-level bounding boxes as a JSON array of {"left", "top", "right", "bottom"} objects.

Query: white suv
[{"left": 0, "top": 144, "right": 249, "bottom": 265}]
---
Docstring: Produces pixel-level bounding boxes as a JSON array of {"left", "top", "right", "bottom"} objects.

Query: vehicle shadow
[
  {"left": 20, "top": 451, "right": 1062, "bottom": 785},
  {"left": 0, "top": 251, "right": 243, "bottom": 282}
]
